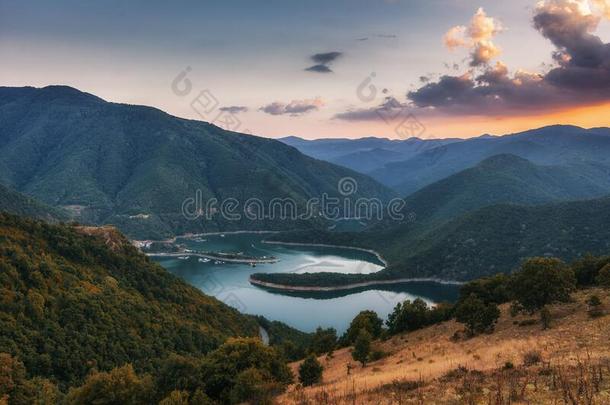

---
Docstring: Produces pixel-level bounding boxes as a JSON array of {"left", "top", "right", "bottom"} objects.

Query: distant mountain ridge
[
  {"left": 0, "top": 86, "right": 394, "bottom": 239},
  {"left": 279, "top": 135, "right": 461, "bottom": 173},
  {"left": 371, "top": 125, "right": 610, "bottom": 194}
]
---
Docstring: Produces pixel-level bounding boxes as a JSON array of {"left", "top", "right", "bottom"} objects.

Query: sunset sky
[{"left": 1, "top": 0, "right": 609, "bottom": 139}]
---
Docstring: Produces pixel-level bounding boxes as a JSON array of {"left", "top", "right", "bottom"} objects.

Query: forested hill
[
  {"left": 0, "top": 183, "right": 69, "bottom": 223},
  {"left": 0, "top": 86, "right": 393, "bottom": 239},
  {"left": 0, "top": 213, "right": 259, "bottom": 389},
  {"left": 265, "top": 196, "right": 610, "bottom": 282}
]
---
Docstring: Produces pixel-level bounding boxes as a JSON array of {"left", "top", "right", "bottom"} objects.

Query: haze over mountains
[
  {"left": 0, "top": 86, "right": 393, "bottom": 239},
  {"left": 284, "top": 126, "right": 610, "bottom": 196}
]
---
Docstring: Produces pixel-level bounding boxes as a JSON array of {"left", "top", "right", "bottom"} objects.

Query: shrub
[
  {"left": 596, "top": 264, "right": 610, "bottom": 288},
  {"left": 510, "top": 258, "right": 576, "bottom": 313},
  {"left": 522, "top": 350, "right": 542, "bottom": 366},
  {"left": 587, "top": 295, "right": 604, "bottom": 318},
  {"left": 298, "top": 356, "right": 323, "bottom": 387},
  {"left": 454, "top": 294, "right": 501, "bottom": 335}
]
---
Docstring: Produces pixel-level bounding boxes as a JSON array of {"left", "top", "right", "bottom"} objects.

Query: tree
[
  {"left": 510, "top": 258, "right": 576, "bottom": 313},
  {"left": 344, "top": 311, "right": 383, "bottom": 344},
  {"left": 229, "top": 368, "right": 279, "bottom": 405},
  {"left": 159, "top": 390, "right": 190, "bottom": 405},
  {"left": 386, "top": 298, "right": 430, "bottom": 334},
  {"left": 352, "top": 329, "right": 372, "bottom": 367},
  {"left": 596, "top": 264, "right": 610, "bottom": 288},
  {"left": 155, "top": 355, "right": 204, "bottom": 400},
  {"left": 65, "top": 364, "right": 154, "bottom": 405},
  {"left": 458, "top": 274, "right": 511, "bottom": 304},
  {"left": 454, "top": 294, "right": 500, "bottom": 336},
  {"left": 298, "top": 356, "right": 323, "bottom": 387},
  {"left": 310, "top": 327, "right": 337, "bottom": 355},
  {"left": 200, "top": 338, "right": 292, "bottom": 403}
]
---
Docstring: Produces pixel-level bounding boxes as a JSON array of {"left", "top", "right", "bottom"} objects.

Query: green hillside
[
  {"left": 0, "top": 86, "right": 393, "bottom": 239},
  {"left": 399, "top": 154, "right": 610, "bottom": 227},
  {"left": 0, "top": 213, "right": 259, "bottom": 390},
  {"left": 0, "top": 183, "right": 69, "bottom": 223}
]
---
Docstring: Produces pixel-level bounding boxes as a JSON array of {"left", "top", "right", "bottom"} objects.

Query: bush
[
  {"left": 596, "top": 264, "right": 610, "bottom": 288},
  {"left": 510, "top": 258, "right": 576, "bottom": 313},
  {"left": 298, "top": 356, "right": 323, "bottom": 387},
  {"left": 587, "top": 295, "right": 604, "bottom": 318},
  {"left": 369, "top": 349, "right": 388, "bottom": 362},
  {"left": 352, "top": 329, "right": 372, "bottom": 366},
  {"left": 522, "top": 350, "right": 542, "bottom": 366},
  {"left": 454, "top": 294, "right": 501, "bottom": 335}
]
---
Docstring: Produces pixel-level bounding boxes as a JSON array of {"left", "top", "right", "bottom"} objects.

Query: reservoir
[{"left": 153, "top": 233, "right": 459, "bottom": 333}]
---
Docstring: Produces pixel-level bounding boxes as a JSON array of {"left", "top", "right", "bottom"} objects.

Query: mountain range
[
  {"left": 0, "top": 86, "right": 393, "bottom": 239},
  {"left": 283, "top": 126, "right": 610, "bottom": 196},
  {"left": 266, "top": 153, "right": 610, "bottom": 281}
]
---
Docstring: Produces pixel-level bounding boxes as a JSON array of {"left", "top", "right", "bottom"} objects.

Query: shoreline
[
  {"left": 249, "top": 277, "right": 464, "bottom": 292},
  {"left": 146, "top": 252, "right": 279, "bottom": 264},
  {"left": 262, "top": 240, "right": 388, "bottom": 267}
]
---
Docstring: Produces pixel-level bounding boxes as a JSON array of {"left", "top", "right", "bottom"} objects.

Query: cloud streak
[
  {"left": 259, "top": 98, "right": 324, "bottom": 116},
  {"left": 219, "top": 106, "right": 248, "bottom": 114}
]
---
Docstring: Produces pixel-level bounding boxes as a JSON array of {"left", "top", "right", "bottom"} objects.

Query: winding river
[{"left": 153, "top": 233, "right": 459, "bottom": 333}]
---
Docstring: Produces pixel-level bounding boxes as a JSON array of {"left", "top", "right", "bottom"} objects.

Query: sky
[{"left": 1, "top": 0, "right": 609, "bottom": 139}]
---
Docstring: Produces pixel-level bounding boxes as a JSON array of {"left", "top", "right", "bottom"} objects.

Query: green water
[{"left": 153, "top": 233, "right": 459, "bottom": 333}]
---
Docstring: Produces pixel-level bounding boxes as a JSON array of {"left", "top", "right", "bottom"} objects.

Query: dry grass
[{"left": 277, "top": 289, "right": 610, "bottom": 404}]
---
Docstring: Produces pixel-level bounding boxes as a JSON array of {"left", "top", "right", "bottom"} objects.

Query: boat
[
  {"left": 177, "top": 256, "right": 189, "bottom": 260},
  {"left": 249, "top": 262, "right": 256, "bottom": 267},
  {"left": 198, "top": 258, "right": 210, "bottom": 263}
]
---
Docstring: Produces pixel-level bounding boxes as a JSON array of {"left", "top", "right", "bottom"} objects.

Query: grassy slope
[
  {"left": 0, "top": 86, "right": 393, "bottom": 239},
  {"left": 0, "top": 213, "right": 258, "bottom": 388},
  {"left": 278, "top": 289, "right": 610, "bottom": 404}
]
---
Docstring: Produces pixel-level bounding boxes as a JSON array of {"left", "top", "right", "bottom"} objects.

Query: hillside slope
[
  {"left": 279, "top": 289, "right": 610, "bottom": 404},
  {"left": 0, "top": 213, "right": 258, "bottom": 389},
  {"left": 0, "top": 183, "right": 69, "bottom": 222},
  {"left": 0, "top": 86, "right": 393, "bottom": 239},
  {"left": 397, "top": 153, "right": 610, "bottom": 228}
]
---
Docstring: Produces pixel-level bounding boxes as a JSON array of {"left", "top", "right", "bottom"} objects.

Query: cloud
[
  {"left": 305, "top": 64, "right": 333, "bottom": 73},
  {"left": 311, "top": 52, "right": 342, "bottom": 65},
  {"left": 406, "top": 0, "right": 610, "bottom": 116},
  {"left": 305, "top": 51, "right": 343, "bottom": 73},
  {"left": 259, "top": 98, "right": 324, "bottom": 116},
  {"left": 334, "top": 96, "right": 411, "bottom": 122},
  {"left": 443, "top": 8, "right": 503, "bottom": 66},
  {"left": 219, "top": 106, "right": 248, "bottom": 114}
]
